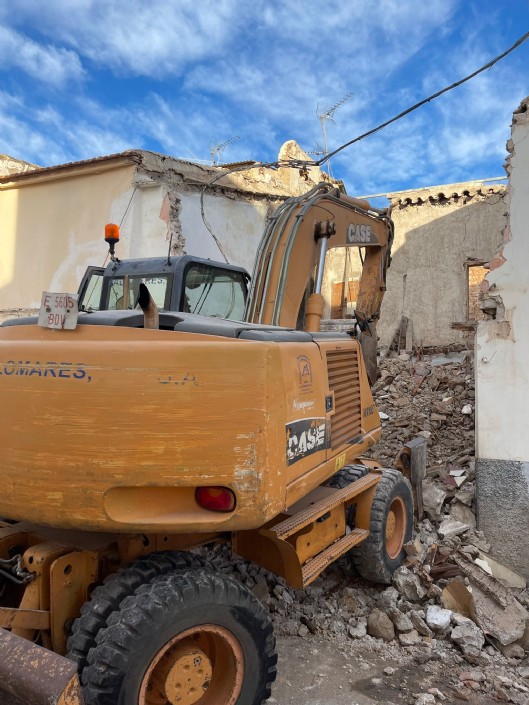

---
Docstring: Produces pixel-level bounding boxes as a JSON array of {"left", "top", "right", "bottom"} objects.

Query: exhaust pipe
[
  {"left": 0, "top": 628, "right": 84, "bottom": 704},
  {"left": 136, "top": 282, "right": 159, "bottom": 330}
]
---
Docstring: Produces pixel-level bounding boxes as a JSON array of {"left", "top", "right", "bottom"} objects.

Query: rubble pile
[
  {"left": 371, "top": 351, "right": 475, "bottom": 469},
  {"left": 202, "top": 352, "right": 529, "bottom": 703}
]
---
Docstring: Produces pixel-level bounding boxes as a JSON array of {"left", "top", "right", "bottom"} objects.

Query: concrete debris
[
  {"left": 202, "top": 352, "right": 529, "bottom": 701},
  {"left": 398, "top": 629, "right": 422, "bottom": 646},
  {"left": 426, "top": 605, "right": 453, "bottom": 631},
  {"left": 450, "top": 502, "right": 477, "bottom": 528},
  {"left": 477, "top": 552, "right": 527, "bottom": 590},
  {"left": 367, "top": 609, "right": 395, "bottom": 642},
  {"left": 450, "top": 618, "right": 485, "bottom": 658},
  {"left": 393, "top": 567, "right": 427, "bottom": 601},
  {"left": 414, "top": 693, "right": 436, "bottom": 705},
  {"left": 438, "top": 518, "right": 471, "bottom": 538},
  {"left": 422, "top": 480, "right": 447, "bottom": 520}
]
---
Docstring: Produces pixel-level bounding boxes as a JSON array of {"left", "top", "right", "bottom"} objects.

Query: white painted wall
[
  {"left": 179, "top": 193, "right": 271, "bottom": 273},
  {"left": 476, "top": 100, "right": 529, "bottom": 461}
]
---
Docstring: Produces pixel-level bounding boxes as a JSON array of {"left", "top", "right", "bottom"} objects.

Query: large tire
[
  {"left": 327, "top": 464, "right": 370, "bottom": 525},
  {"left": 351, "top": 469, "right": 413, "bottom": 584},
  {"left": 326, "top": 464, "right": 370, "bottom": 490},
  {"left": 82, "top": 569, "right": 277, "bottom": 705},
  {"left": 67, "top": 551, "right": 207, "bottom": 675}
]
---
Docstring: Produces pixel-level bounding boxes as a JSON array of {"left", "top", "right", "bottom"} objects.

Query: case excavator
[{"left": 0, "top": 182, "right": 425, "bottom": 705}]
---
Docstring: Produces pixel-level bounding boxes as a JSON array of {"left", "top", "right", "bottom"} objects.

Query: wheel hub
[
  {"left": 385, "top": 496, "right": 407, "bottom": 559},
  {"left": 156, "top": 645, "right": 212, "bottom": 705},
  {"left": 140, "top": 624, "right": 244, "bottom": 705}
]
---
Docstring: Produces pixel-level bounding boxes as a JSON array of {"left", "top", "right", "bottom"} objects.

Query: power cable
[
  {"left": 321, "top": 29, "right": 529, "bottom": 165},
  {"left": 200, "top": 29, "right": 529, "bottom": 254}
]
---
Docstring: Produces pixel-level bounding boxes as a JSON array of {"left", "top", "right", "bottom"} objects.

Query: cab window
[
  {"left": 107, "top": 275, "right": 170, "bottom": 310},
  {"left": 183, "top": 264, "right": 247, "bottom": 319}
]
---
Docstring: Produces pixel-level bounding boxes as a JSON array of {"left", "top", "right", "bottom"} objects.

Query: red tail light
[{"left": 196, "top": 486, "right": 236, "bottom": 512}]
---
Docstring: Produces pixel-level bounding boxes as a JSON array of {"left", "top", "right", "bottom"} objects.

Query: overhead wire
[{"left": 200, "top": 29, "right": 529, "bottom": 253}]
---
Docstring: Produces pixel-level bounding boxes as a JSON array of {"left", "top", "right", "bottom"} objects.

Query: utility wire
[
  {"left": 200, "top": 29, "right": 529, "bottom": 255},
  {"left": 321, "top": 29, "right": 529, "bottom": 165}
]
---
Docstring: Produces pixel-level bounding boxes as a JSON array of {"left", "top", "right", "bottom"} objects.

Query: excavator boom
[{"left": 246, "top": 182, "right": 393, "bottom": 329}]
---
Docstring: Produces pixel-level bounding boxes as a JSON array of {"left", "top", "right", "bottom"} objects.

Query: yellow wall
[{"left": 0, "top": 164, "right": 138, "bottom": 308}]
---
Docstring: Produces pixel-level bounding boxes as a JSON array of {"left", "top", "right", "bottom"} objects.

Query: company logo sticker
[{"left": 286, "top": 417, "right": 330, "bottom": 466}]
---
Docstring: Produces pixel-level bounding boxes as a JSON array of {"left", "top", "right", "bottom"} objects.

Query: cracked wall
[
  {"left": 0, "top": 144, "right": 327, "bottom": 315},
  {"left": 475, "top": 96, "right": 529, "bottom": 577},
  {"left": 321, "top": 182, "right": 507, "bottom": 348}
]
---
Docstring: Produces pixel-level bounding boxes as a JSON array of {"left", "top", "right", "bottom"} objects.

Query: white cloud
[
  {"left": 6, "top": 0, "right": 240, "bottom": 77},
  {"left": 0, "top": 26, "right": 83, "bottom": 85}
]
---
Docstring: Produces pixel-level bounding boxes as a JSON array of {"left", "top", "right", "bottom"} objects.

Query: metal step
[
  {"left": 273, "top": 473, "right": 379, "bottom": 541},
  {"left": 301, "top": 528, "right": 368, "bottom": 586}
]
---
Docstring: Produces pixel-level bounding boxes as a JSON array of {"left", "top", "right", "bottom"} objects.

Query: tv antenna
[
  {"left": 318, "top": 92, "right": 353, "bottom": 177},
  {"left": 211, "top": 136, "right": 240, "bottom": 165}
]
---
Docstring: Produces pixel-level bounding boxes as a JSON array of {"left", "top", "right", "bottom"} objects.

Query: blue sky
[{"left": 1, "top": 1, "right": 528, "bottom": 196}]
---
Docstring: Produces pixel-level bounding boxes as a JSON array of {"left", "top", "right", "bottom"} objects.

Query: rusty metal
[
  {"left": 138, "top": 625, "right": 244, "bottom": 705},
  {"left": 273, "top": 473, "right": 380, "bottom": 540},
  {"left": 0, "top": 628, "right": 84, "bottom": 705},
  {"left": 396, "top": 436, "right": 427, "bottom": 523},
  {"left": 301, "top": 529, "right": 369, "bottom": 585},
  {"left": 50, "top": 551, "right": 98, "bottom": 654},
  {"left": 137, "top": 281, "right": 159, "bottom": 329},
  {"left": 0, "top": 607, "right": 51, "bottom": 630}
]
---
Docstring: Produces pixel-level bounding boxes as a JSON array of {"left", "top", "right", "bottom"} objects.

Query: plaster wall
[
  {"left": 321, "top": 188, "right": 506, "bottom": 347},
  {"left": 475, "top": 97, "right": 529, "bottom": 577},
  {"left": 0, "top": 147, "right": 318, "bottom": 317},
  {"left": 0, "top": 164, "right": 138, "bottom": 309},
  {"left": 179, "top": 193, "right": 272, "bottom": 273},
  {"left": 379, "top": 192, "right": 505, "bottom": 348}
]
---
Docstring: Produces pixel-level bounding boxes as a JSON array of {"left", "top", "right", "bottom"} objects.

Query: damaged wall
[
  {"left": 321, "top": 183, "right": 506, "bottom": 348},
  {"left": 0, "top": 144, "right": 329, "bottom": 320},
  {"left": 475, "top": 96, "right": 529, "bottom": 578},
  {"left": 0, "top": 153, "right": 39, "bottom": 176}
]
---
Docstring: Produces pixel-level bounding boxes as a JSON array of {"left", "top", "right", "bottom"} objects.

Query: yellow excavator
[{"left": 0, "top": 182, "right": 425, "bottom": 705}]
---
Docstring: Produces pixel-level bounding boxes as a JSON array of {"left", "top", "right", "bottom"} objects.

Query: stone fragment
[
  {"left": 251, "top": 575, "right": 270, "bottom": 601},
  {"left": 297, "top": 624, "right": 309, "bottom": 637},
  {"left": 340, "top": 587, "right": 361, "bottom": 613},
  {"left": 426, "top": 605, "right": 453, "bottom": 631},
  {"left": 367, "top": 609, "right": 395, "bottom": 642},
  {"left": 378, "top": 586, "right": 399, "bottom": 609},
  {"left": 438, "top": 518, "right": 470, "bottom": 538},
  {"left": 393, "top": 567, "right": 427, "bottom": 602},
  {"left": 414, "top": 695, "right": 436, "bottom": 705},
  {"left": 450, "top": 502, "right": 476, "bottom": 529},
  {"left": 383, "top": 666, "right": 396, "bottom": 676},
  {"left": 410, "top": 611, "right": 433, "bottom": 637},
  {"left": 399, "top": 629, "right": 421, "bottom": 646},
  {"left": 461, "top": 404, "right": 473, "bottom": 414},
  {"left": 498, "top": 642, "right": 525, "bottom": 659},
  {"left": 387, "top": 606, "right": 414, "bottom": 632},
  {"left": 451, "top": 618, "right": 485, "bottom": 658},
  {"left": 463, "top": 670, "right": 485, "bottom": 682},
  {"left": 428, "top": 687, "right": 446, "bottom": 700},
  {"left": 348, "top": 618, "right": 367, "bottom": 639},
  {"left": 422, "top": 479, "right": 447, "bottom": 520},
  {"left": 471, "top": 582, "right": 529, "bottom": 645},
  {"left": 455, "top": 485, "right": 475, "bottom": 506}
]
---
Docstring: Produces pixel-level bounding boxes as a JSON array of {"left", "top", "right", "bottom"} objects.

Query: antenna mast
[
  {"left": 211, "top": 136, "right": 240, "bottom": 166},
  {"left": 318, "top": 92, "right": 353, "bottom": 177}
]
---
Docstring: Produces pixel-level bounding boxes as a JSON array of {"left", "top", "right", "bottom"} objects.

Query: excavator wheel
[
  {"left": 351, "top": 469, "right": 413, "bottom": 584},
  {"left": 82, "top": 568, "right": 277, "bottom": 705},
  {"left": 327, "top": 464, "right": 370, "bottom": 524},
  {"left": 67, "top": 551, "right": 208, "bottom": 676}
]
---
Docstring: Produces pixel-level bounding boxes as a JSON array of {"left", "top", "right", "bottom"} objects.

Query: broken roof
[{"left": 388, "top": 180, "right": 506, "bottom": 207}]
